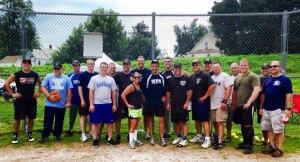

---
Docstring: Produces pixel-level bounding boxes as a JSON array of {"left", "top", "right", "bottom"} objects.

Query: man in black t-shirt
[{"left": 5, "top": 58, "right": 42, "bottom": 144}]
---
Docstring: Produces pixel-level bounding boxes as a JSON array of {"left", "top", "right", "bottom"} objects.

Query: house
[
  {"left": 0, "top": 56, "right": 22, "bottom": 67},
  {"left": 186, "top": 34, "right": 221, "bottom": 58},
  {"left": 31, "top": 46, "right": 54, "bottom": 66}
]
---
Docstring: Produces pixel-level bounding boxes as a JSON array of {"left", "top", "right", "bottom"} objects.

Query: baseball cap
[
  {"left": 72, "top": 60, "right": 80, "bottom": 66},
  {"left": 123, "top": 59, "right": 131, "bottom": 65},
  {"left": 54, "top": 62, "right": 62, "bottom": 69},
  {"left": 261, "top": 63, "right": 270, "bottom": 69},
  {"left": 204, "top": 59, "right": 212, "bottom": 64},
  {"left": 174, "top": 63, "right": 182, "bottom": 68},
  {"left": 151, "top": 60, "right": 159, "bottom": 65},
  {"left": 192, "top": 59, "right": 200, "bottom": 65},
  {"left": 22, "top": 58, "right": 31, "bottom": 64}
]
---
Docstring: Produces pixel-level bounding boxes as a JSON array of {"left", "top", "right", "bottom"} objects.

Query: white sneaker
[
  {"left": 190, "top": 136, "right": 202, "bottom": 143},
  {"left": 80, "top": 134, "right": 87, "bottom": 142},
  {"left": 177, "top": 139, "right": 188, "bottom": 147},
  {"left": 128, "top": 141, "right": 135, "bottom": 149},
  {"left": 172, "top": 137, "right": 182, "bottom": 145},
  {"left": 144, "top": 132, "right": 150, "bottom": 140},
  {"left": 201, "top": 139, "right": 211, "bottom": 149},
  {"left": 134, "top": 139, "right": 143, "bottom": 146},
  {"left": 150, "top": 138, "right": 155, "bottom": 145}
]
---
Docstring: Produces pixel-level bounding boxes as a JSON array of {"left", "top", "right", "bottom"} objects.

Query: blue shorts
[
  {"left": 90, "top": 103, "right": 115, "bottom": 124},
  {"left": 192, "top": 99, "right": 210, "bottom": 122}
]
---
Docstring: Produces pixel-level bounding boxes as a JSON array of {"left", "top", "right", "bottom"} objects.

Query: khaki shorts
[
  {"left": 261, "top": 109, "right": 284, "bottom": 134},
  {"left": 211, "top": 108, "right": 228, "bottom": 122},
  {"left": 128, "top": 108, "right": 143, "bottom": 119}
]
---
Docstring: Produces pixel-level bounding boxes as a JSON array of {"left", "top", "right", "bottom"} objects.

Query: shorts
[
  {"left": 171, "top": 111, "right": 189, "bottom": 123},
  {"left": 211, "top": 108, "right": 228, "bottom": 122},
  {"left": 90, "top": 103, "right": 115, "bottom": 124},
  {"left": 14, "top": 99, "right": 37, "bottom": 120},
  {"left": 233, "top": 106, "right": 254, "bottom": 125},
  {"left": 128, "top": 108, "right": 143, "bottom": 119},
  {"left": 261, "top": 109, "right": 284, "bottom": 134},
  {"left": 191, "top": 99, "right": 210, "bottom": 122},
  {"left": 79, "top": 100, "right": 90, "bottom": 116},
  {"left": 144, "top": 104, "right": 165, "bottom": 117},
  {"left": 115, "top": 105, "right": 129, "bottom": 119},
  {"left": 227, "top": 104, "right": 233, "bottom": 122},
  {"left": 69, "top": 104, "right": 80, "bottom": 124}
]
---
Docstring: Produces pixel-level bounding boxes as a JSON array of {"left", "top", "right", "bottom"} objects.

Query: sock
[
  {"left": 134, "top": 130, "right": 138, "bottom": 141},
  {"left": 129, "top": 133, "right": 134, "bottom": 142},
  {"left": 177, "top": 134, "right": 182, "bottom": 138},
  {"left": 183, "top": 136, "right": 187, "bottom": 140},
  {"left": 245, "top": 126, "right": 254, "bottom": 147},
  {"left": 197, "top": 134, "right": 203, "bottom": 138},
  {"left": 14, "top": 132, "right": 18, "bottom": 137},
  {"left": 241, "top": 126, "right": 246, "bottom": 145},
  {"left": 28, "top": 132, "right": 32, "bottom": 135},
  {"left": 205, "top": 136, "right": 210, "bottom": 142}
]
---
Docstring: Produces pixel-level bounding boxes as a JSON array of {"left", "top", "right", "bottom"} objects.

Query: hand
[
  {"left": 161, "top": 96, "right": 166, "bottom": 102},
  {"left": 198, "top": 96, "right": 206, "bottom": 103},
  {"left": 127, "top": 104, "right": 134, "bottom": 109},
  {"left": 12, "top": 93, "right": 22, "bottom": 98},
  {"left": 48, "top": 95, "right": 58, "bottom": 102},
  {"left": 183, "top": 102, "right": 188, "bottom": 110},
  {"left": 33, "top": 92, "right": 40, "bottom": 98},
  {"left": 285, "top": 109, "right": 291, "bottom": 118},
  {"left": 81, "top": 100, "right": 86, "bottom": 108},
  {"left": 112, "top": 105, "right": 117, "bottom": 113},
  {"left": 183, "top": 71, "right": 190, "bottom": 77},
  {"left": 221, "top": 103, "right": 227, "bottom": 110},
  {"left": 89, "top": 105, "right": 95, "bottom": 113},
  {"left": 166, "top": 103, "right": 171, "bottom": 111},
  {"left": 259, "top": 109, "right": 263, "bottom": 115},
  {"left": 243, "top": 102, "right": 251, "bottom": 109},
  {"left": 65, "top": 102, "right": 71, "bottom": 108}
]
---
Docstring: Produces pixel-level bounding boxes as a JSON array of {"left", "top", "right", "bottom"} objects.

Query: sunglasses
[
  {"left": 133, "top": 76, "right": 140, "bottom": 79},
  {"left": 270, "top": 65, "right": 280, "bottom": 68}
]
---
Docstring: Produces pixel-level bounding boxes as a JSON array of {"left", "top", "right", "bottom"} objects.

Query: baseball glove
[{"left": 50, "top": 90, "right": 62, "bottom": 101}]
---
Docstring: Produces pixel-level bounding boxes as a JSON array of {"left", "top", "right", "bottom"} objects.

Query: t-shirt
[
  {"left": 233, "top": 72, "right": 260, "bottom": 107},
  {"left": 78, "top": 71, "right": 98, "bottom": 101},
  {"left": 41, "top": 74, "right": 73, "bottom": 108},
  {"left": 88, "top": 75, "right": 117, "bottom": 104},
  {"left": 141, "top": 73, "right": 166, "bottom": 107},
  {"left": 208, "top": 70, "right": 214, "bottom": 76},
  {"left": 14, "top": 70, "right": 39, "bottom": 102},
  {"left": 161, "top": 69, "right": 175, "bottom": 80},
  {"left": 262, "top": 75, "right": 292, "bottom": 111},
  {"left": 211, "top": 72, "right": 232, "bottom": 109},
  {"left": 68, "top": 72, "right": 81, "bottom": 105},
  {"left": 166, "top": 75, "right": 192, "bottom": 112},
  {"left": 114, "top": 72, "right": 133, "bottom": 108},
  {"left": 131, "top": 68, "right": 151, "bottom": 80},
  {"left": 190, "top": 71, "right": 215, "bottom": 101}
]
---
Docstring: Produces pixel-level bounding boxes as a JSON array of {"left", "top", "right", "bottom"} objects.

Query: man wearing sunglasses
[{"left": 39, "top": 62, "right": 73, "bottom": 143}]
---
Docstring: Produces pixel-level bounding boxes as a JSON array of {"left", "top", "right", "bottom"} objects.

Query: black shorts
[
  {"left": 144, "top": 104, "right": 165, "bottom": 117},
  {"left": 171, "top": 111, "right": 189, "bottom": 123},
  {"left": 79, "top": 100, "right": 90, "bottom": 116},
  {"left": 233, "top": 106, "right": 254, "bottom": 125},
  {"left": 192, "top": 99, "right": 210, "bottom": 122},
  {"left": 115, "top": 105, "right": 129, "bottom": 119},
  {"left": 14, "top": 99, "right": 37, "bottom": 120}
]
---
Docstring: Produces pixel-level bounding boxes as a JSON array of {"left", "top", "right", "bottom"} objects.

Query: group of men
[{"left": 4, "top": 56, "right": 292, "bottom": 157}]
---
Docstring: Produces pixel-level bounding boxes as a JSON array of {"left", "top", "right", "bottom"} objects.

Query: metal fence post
[
  {"left": 151, "top": 12, "right": 156, "bottom": 60},
  {"left": 281, "top": 10, "right": 288, "bottom": 75}
]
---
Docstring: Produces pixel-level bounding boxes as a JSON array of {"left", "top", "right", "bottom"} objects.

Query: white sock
[
  {"left": 134, "top": 130, "right": 138, "bottom": 141},
  {"left": 197, "top": 134, "right": 203, "bottom": 138},
  {"left": 129, "top": 133, "right": 134, "bottom": 142},
  {"left": 205, "top": 137, "right": 210, "bottom": 141}
]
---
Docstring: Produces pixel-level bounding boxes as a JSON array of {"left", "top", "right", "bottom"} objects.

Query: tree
[
  {"left": 124, "top": 21, "right": 160, "bottom": 60},
  {"left": 0, "top": 0, "right": 40, "bottom": 59},
  {"left": 173, "top": 19, "right": 208, "bottom": 57}
]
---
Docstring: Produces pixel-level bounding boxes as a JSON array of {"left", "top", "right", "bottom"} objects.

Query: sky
[{"left": 30, "top": 0, "right": 218, "bottom": 57}]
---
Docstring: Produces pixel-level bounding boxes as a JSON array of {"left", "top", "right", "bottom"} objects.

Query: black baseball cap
[
  {"left": 192, "top": 59, "right": 200, "bottom": 65},
  {"left": 22, "top": 58, "right": 31, "bottom": 64},
  {"left": 123, "top": 59, "right": 131, "bottom": 65},
  {"left": 72, "top": 60, "right": 80, "bottom": 66},
  {"left": 174, "top": 63, "right": 182, "bottom": 68},
  {"left": 204, "top": 59, "right": 212, "bottom": 64},
  {"left": 151, "top": 60, "right": 159, "bottom": 65},
  {"left": 261, "top": 63, "right": 270, "bottom": 69},
  {"left": 54, "top": 62, "right": 62, "bottom": 69}
]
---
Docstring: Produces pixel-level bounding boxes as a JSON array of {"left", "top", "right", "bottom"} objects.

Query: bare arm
[
  {"left": 285, "top": 93, "right": 293, "bottom": 117},
  {"left": 89, "top": 89, "right": 95, "bottom": 112},
  {"left": 4, "top": 74, "right": 21, "bottom": 98},
  {"left": 221, "top": 86, "right": 232, "bottom": 110},
  {"left": 199, "top": 84, "right": 216, "bottom": 102},
  {"left": 259, "top": 93, "right": 265, "bottom": 115},
  {"left": 33, "top": 76, "right": 42, "bottom": 98},
  {"left": 65, "top": 89, "right": 72, "bottom": 108},
  {"left": 244, "top": 86, "right": 260, "bottom": 109},
  {"left": 121, "top": 85, "right": 134, "bottom": 109},
  {"left": 183, "top": 90, "right": 193, "bottom": 110},
  {"left": 166, "top": 91, "right": 171, "bottom": 111},
  {"left": 112, "top": 89, "right": 117, "bottom": 112},
  {"left": 78, "top": 86, "right": 86, "bottom": 107},
  {"left": 231, "top": 90, "right": 237, "bottom": 111}
]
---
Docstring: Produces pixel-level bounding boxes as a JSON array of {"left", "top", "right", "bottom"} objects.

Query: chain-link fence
[{"left": 1, "top": 9, "right": 300, "bottom": 135}]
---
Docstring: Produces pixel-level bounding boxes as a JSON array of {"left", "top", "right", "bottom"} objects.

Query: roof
[
  {"left": 188, "top": 34, "right": 219, "bottom": 53},
  {"left": 32, "top": 48, "right": 54, "bottom": 59},
  {"left": 0, "top": 56, "right": 21, "bottom": 63}
]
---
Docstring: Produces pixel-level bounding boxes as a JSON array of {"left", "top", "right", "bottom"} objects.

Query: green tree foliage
[
  {"left": 124, "top": 21, "right": 160, "bottom": 60},
  {"left": 173, "top": 19, "right": 208, "bottom": 57},
  {"left": 209, "top": 0, "right": 300, "bottom": 55},
  {"left": 0, "top": 0, "right": 40, "bottom": 59}
]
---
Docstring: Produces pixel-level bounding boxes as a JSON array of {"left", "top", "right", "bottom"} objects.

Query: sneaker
[
  {"left": 104, "top": 134, "right": 108, "bottom": 140},
  {"left": 271, "top": 148, "right": 283, "bottom": 158},
  {"left": 38, "top": 136, "right": 48, "bottom": 143},
  {"left": 258, "top": 141, "right": 269, "bottom": 146},
  {"left": 54, "top": 136, "right": 62, "bottom": 140},
  {"left": 144, "top": 132, "right": 150, "bottom": 140},
  {"left": 225, "top": 137, "right": 231, "bottom": 142},
  {"left": 12, "top": 135, "right": 18, "bottom": 144},
  {"left": 163, "top": 132, "right": 171, "bottom": 138},
  {"left": 134, "top": 139, "right": 143, "bottom": 146},
  {"left": 107, "top": 139, "right": 116, "bottom": 146},
  {"left": 262, "top": 145, "right": 276, "bottom": 154},
  {"left": 172, "top": 137, "right": 182, "bottom": 145},
  {"left": 128, "top": 141, "right": 135, "bottom": 149},
  {"left": 80, "top": 134, "right": 88, "bottom": 142},
  {"left": 190, "top": 136, "right": 203, "bottom": 143},
  {"left": 150, "top": 138, "right": 155, "bottom": 145},
  {"left": 177, "top": 139, "right": 188, "bottom": 147},
  {"left": 115, "top": 135, "right": 121, "bottom": 144},
  {"left": 213, "top": 142, "right": 223, "bottom": 150},
  {"left": 201, "top": 139, "right": 211, "bottom": 149},
  {"left": 27, "top": 134, "right": 34, "bottom": 142},
  {"left": 243, "top": 146, "right": 254, "bottom": 154},
  {"left": 64, "top": 130, "right": 74, "bottom": 137},
  {"left": 86, "top": 133, "right": 93, "bottom": 139},
  {"left": 235, "top": 143, "right": 247, "bottom": 149},
  {"left": 159, "top": 138, "right": 167, "bottom": 147},
  {"left": 93, "top": 139, "right": 99, "bottom": 148}
]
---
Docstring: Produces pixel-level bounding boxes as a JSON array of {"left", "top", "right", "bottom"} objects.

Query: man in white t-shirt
[{"left": 210, "top": 62, "right": 232, "bottom": 150}]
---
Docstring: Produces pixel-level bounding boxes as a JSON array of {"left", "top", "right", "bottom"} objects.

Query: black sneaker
[
  {"left": 115, "top": 136, "right": 121, "bottom": 144},
  {"left": 93, "top": 139, "right": 99, "bottom": 148},
  {"left": 225, "top": 137, "right": 231, "bottom": 142},
  {"left": 104, "top": 134, "right": 108, "bottom": 140},
  {"left": 64, "top": 130, "right": 74, "bottom": 137},
  {"left": 54, "top": 136, "right": 62, "bottom": 140},
  {"left": 27, "top": 134, "right": 34, "bottom": 142},
  {"left": 12, "top": 135, "right": 18, "bottom": 144},
  {"left": 38, "top": 136, "right": 48, "bottom": 143},
  {"left": 235, "top": 143, "right": 247, "bottom": 149},
  {"left": 163, "top": 133, "right": 171, "bottom": 138},
  {"left": 107, "top": 139, "right": 116, "bottom": 146},
  {"left": 213, "top": 142, "right": 223, "bottom": 150},
  {"left": 243, "top": 146, "right": 254, "bottom": 154}
]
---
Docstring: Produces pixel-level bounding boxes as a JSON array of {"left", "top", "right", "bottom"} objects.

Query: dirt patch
[{"left": 0, "top": 142, "right": 299, "bottom": 161}]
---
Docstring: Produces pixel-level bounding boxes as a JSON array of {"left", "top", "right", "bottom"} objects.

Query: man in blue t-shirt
[
  {"left": 141, "top": 60, "right": 167, "bottom": 146},
  {"left": 39, "top": 62, "right": 73, "bottom": 143},
  {"left": 65, "top": 60, "right": 81, "bottom": 137},
  {"left": 259, "top": 60, "right": 293, "bottom": 158}
]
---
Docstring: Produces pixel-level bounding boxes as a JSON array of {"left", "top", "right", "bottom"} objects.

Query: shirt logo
[
  {"left": 196, "top": 78, "right": 201, "bottom": 84},
  {"left": 20, "top": 77, "right": 35, "bottom": 84},
  {"left": 215, "top": 81, "right": 221, "bottom": 86},
  {"left": 51, "top": 78, "right": 64, "bottom": 90},
  {"left": 180, "top": 81, "right": 186, "bottom": 86},
  {"left": 273, "top": 80, "right": 281, "bottom": 86},
  {"left": 151, "top": 79, "right": 162, "bottom": 84},
  {"left": 73, "top": 80, "right": 80, "bottom": 85}
]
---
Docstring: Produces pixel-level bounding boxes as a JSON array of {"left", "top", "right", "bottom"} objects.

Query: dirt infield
[{"left": 0, "top": 142, "right": 299, "bottom": 161}]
